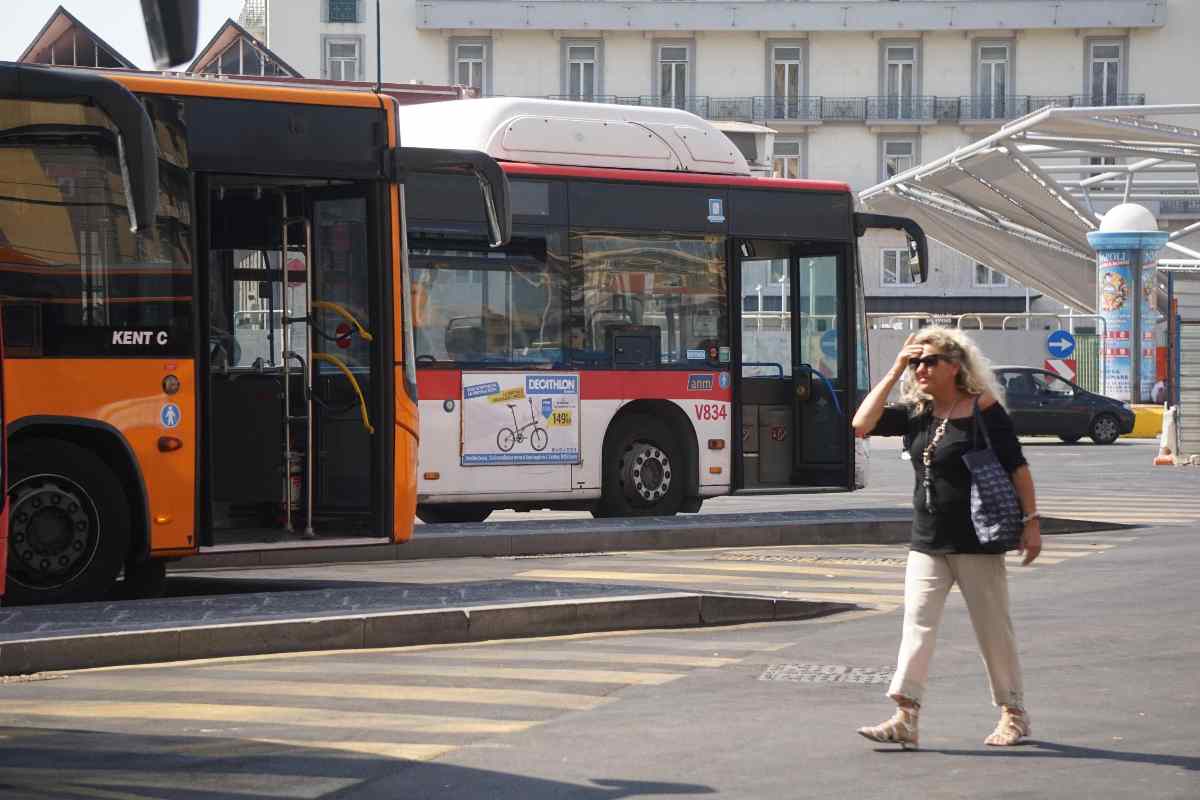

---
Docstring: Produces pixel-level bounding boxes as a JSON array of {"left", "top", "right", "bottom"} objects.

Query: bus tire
[
  {"left": 416, "top": 504, "right": 492, "bottom": 524},
  {"left": 5, "top": 439, "right": 132, "bottom": 605},
  {"left": 596, "top": 414, "right": 684, "bottom": 518}
]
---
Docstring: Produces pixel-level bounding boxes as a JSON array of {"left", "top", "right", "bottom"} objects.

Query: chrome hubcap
[
  {"left": 1095, "top": 417, "right": 1118, "bottom": 440},
  {"left": 621, "top": 442, "right": 672, "bottom": 503}
]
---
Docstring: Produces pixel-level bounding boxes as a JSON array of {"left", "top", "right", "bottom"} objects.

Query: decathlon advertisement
[{"left": 461, "top": 373, "right": 581, "bottom": 465}]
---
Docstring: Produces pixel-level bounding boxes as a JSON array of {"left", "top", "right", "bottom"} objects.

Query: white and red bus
[{"left": 399, "top": 99, "right": 927, "bottom": 522}]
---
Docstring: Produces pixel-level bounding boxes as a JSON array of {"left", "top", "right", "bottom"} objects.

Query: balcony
[
  {"left": 958, "top": 94, "right": 1147, "bottom": 123},
  {"left": 501, "top": 93, "right": 1145, "bottom": 125},
  {"left": 866, "top": 96, "right": 937, "bottom": 123}
]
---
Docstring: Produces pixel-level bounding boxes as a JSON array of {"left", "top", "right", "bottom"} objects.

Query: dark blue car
[{"left": 993, "top": 366, "right": 1137, "bottom": 445}]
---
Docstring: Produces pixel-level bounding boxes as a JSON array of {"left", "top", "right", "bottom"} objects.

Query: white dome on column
[{"left": 1098, "top": 203, "right": 1159, "bottom": 233}]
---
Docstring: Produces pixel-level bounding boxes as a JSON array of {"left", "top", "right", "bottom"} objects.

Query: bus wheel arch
[
  {"left": 4, "top": 431, "right": 135, "bottom": 604},
  {"left": 596, "top": 401, "right": 698, "bottom": 518}
]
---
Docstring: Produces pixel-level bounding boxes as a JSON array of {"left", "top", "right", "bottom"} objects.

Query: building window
[
  {"left": 881, "top": 139, "right": 916, "bottom": 180},
  {"left": 567, "top": 45, "right": 597, "bottom": 100},
  {"left": 1089, "top": 41, "right": 1123, "bottom": 105},
  {"left": 772, "top": 140, "right": 802, "bottom": 179},
  {"left": 659, "top": 45, "right": 689, "bottom": 110},
  {"left": 974, "top": 263, "right": 1009, "bottom": 287},
  {"left": 978, "top": 43, "right": 1010, "bottom": 119},
  {"left": 455, "top": 42, "right": 487, "bottom": 94},
  {"left": 771, "top": 46, "right": 803, "bottom": 119},
  {"left": 328, "top": 0, "right": 359, "bottom": 23},
  {"left": 324, "top": 38, "right": 360, "bottom": 80},
  {"left": 884, "top": 44, "right": 917, "bottom": 119},
  {"left": 881, "top": 249, "right": 917, "bottom": 287}
]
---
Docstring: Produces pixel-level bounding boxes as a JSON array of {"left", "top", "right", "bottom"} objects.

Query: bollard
[{"left": 1154, "top": 404, "right": 1178, "bottom": 466}]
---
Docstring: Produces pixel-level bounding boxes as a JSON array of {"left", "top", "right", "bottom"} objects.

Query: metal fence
[{"left": 491, "top": 93, "right": 1146, "bottom": 125}]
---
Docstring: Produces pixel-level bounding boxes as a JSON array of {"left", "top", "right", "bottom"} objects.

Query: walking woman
[{"left": 851, "top": 327, "right": 1041, "bottom": 750}]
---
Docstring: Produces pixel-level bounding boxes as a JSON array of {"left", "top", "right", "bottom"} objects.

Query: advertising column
[{"left": 1086, "top": 204, "right": 1168, "bottom": 402}]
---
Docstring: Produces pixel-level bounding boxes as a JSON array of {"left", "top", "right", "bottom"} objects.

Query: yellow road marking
[
  {"left": 0, "top": 769, "right": 359, "bottom": 800},
  {"left": 95, "top": 676, "right": 612, "bottom": 711},
  {"left": 517, "top": 569, "right": 906, "bottom": 593},
  {"left": 604, "top": 561, "right": 903, "bottom": 578},
  {"left": 0, "top": 701, "right": 536, "bottom": 735},
  {"left": 167, "top": 737, "right": 455, "bottom": 761},
  {"left": 440, "top": 649, "right": 738, "bottom": 668},
  {"left": 231, "top": 660, "right": 686, "bottom": 685}
]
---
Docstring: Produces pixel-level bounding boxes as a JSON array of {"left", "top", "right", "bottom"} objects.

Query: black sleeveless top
[{"left": 871, "top": 402, "right": 1027, "bottom": 554}]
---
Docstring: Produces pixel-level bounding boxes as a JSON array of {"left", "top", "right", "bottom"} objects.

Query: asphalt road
[
  {"left": 482, "top": 437, "right": 1190, "bottom": 525},
  {"left": 0, "top": 524, "right": 1195, "bottom": 799}
]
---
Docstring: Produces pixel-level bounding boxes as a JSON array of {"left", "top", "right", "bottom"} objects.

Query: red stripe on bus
[
  {"left": 417, "top": 369, "right": 731, "bottom": 401},
  {"left": 501, "top": 162, "right": 851, "bottom": 194},
  {"left": 417, "top": 370, "right": 461, "bottom": 400}
]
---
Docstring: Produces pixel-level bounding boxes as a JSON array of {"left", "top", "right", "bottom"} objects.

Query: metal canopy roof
[{"left": 860, "top": 104, "right": 1200, "bottom": 314}]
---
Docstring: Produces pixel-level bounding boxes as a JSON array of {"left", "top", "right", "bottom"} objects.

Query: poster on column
[
  {"left": 1139, "top": 250, "right": 1160, "bottom": 403},
  {"left": 1097, "top": 251, "right": 1132, "bottom": 401},
  {"left": 461, "top": 373, "right": 581, "bottom": 465}
]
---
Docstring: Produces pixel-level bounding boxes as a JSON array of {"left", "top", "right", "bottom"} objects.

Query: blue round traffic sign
[{"left": 1046, "top": 330, "right": 1076, "bottom": 359}]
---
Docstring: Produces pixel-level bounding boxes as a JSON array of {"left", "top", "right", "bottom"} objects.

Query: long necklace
[{"left": 922, "top": 397, "right": 963, "bottom": 513}]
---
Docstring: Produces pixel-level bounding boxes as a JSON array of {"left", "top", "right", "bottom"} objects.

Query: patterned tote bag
[{"left": 962, "top": 398, "right": 1023, "bottom": 552}]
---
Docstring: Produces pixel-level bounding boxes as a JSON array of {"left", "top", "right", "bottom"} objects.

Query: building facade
[{"left": 258, "top": 0, "right": 1194, "bottom": 323}]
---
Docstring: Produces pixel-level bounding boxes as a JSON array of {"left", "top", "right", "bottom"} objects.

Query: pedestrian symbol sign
[
  {"left": 160, "top": 403, "right": 181, "bottom": 429},
  {"left": 1046, "top": 330, "right": 1076, "bottom": 359}
]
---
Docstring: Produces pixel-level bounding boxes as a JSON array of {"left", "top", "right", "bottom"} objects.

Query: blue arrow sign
[{"left": 1046, "top": 329, "right": 1076, "bottom": 359}]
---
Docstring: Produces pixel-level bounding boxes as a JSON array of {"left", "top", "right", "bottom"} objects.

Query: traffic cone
[{"left": 1154, "top": 404, "right": 1177, "bottom": 466}]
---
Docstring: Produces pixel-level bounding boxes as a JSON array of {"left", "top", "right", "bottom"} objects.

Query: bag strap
[{"left": 973, "top": 395, "right": 995, "bottom": 451}]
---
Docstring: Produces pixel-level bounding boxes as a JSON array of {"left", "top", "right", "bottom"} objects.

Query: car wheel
[
  {"left": 1089, "top": 413, "right": 1121, "bottom": 445},
  {"left": 1058, "top": 434, "right": 1082, "bottom": 444}
]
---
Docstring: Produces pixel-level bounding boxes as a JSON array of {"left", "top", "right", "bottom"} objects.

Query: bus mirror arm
[
  {"left": 0, "top": 64, "right": 158, "bottom": 232},
  {"left": 854, "top": 212, "right": 929, "bottom": 284},
  {"left": 390, "top": 147, "right": 512, "bottom": 247}
]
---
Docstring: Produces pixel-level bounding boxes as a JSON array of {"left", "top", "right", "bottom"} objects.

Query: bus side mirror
[
  {"left": 391, "top": 147, "right": 512, "bottom": 248},
  {"left": 141, "top": 0, "right": 200, "bottom": 69},
  {"left": 854, "top": 212, "right": 929, "bottom": 284}
]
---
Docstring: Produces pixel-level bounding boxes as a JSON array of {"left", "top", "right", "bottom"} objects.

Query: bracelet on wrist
[{"left": 1021, "top": 511, "right": 1040, "bottom": 523}]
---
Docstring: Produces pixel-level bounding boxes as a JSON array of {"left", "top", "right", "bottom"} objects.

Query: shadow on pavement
[
  {"left": 925, "top": 741, "right": 1199, "bottom": 770},
  {"left": 0, "top": 726, "right": 717, "bottom": 799}
]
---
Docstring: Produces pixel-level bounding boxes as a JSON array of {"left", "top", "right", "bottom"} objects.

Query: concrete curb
[
  {"left": 0, "top": 594, "right": 851, "bottom": 676},
  {"left": 177, "top": 513, "right": 1127, "bottom": 572}
]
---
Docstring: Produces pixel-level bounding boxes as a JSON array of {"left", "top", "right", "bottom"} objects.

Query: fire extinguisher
[{"left": 288, "top": 452, "right": 303, "bottom": 512}]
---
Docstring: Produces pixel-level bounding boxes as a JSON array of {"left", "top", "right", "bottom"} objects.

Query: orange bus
[{"left": 0, "top": 63, "right": 510, "bottom": 604}]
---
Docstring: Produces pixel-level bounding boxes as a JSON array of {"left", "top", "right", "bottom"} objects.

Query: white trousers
[{"left": 887, "top": 550, "right": 1025, "bottom": 708}]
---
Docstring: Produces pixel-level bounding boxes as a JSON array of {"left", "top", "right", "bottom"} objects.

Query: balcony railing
[
  {"left": 866, "top": 96, "right": 937, "bottom": 122},
  {"left": 503, "top": 93, "right": 1146, "bottom": 124}
]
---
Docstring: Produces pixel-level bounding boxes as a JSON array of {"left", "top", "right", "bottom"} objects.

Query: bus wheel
[
  {"left": 416, "top": 504, "right": 492, "bottom": 524},
  {"left": 5, "top": 439, "right": 132, "bottom": 605},
  {"left": 598, "top": 415, "right": 684, "bottom": 517}
]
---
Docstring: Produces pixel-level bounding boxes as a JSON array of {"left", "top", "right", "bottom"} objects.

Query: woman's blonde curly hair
[{"left": 899, "top": 326, "right": 1003, "bottom": 414}]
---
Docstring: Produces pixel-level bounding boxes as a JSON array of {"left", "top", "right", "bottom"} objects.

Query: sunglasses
[{"left": 908, "top": 354, "right": 949, "bottom": 370}]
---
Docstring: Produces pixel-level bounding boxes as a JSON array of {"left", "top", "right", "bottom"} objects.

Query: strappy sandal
[
  {"left": 857, "top": 706, "right": 919, "bottom": 750},
  {"left": 985, "top": 707, "right": 1030, "bottom": 746}
]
